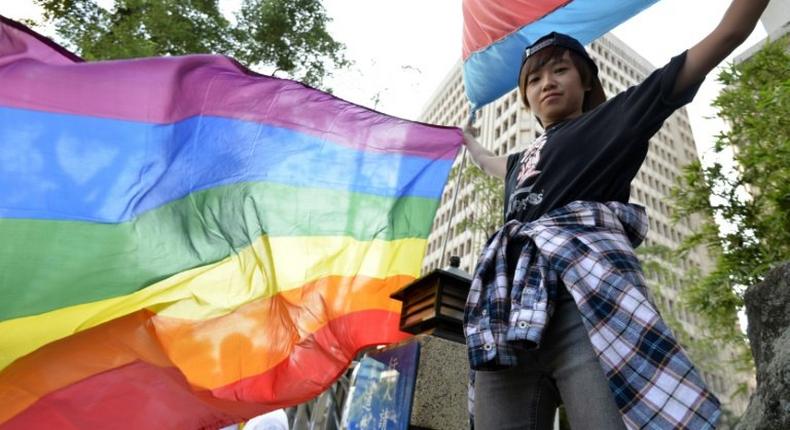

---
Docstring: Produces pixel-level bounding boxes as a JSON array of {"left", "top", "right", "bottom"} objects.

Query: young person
[{"left": 462, "top": 1, "right": 772, "bottom": 429}]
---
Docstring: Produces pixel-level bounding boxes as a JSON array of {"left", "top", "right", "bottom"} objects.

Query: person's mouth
[{"left": 542, "top": 92, "right": 562, "bottom": 103}]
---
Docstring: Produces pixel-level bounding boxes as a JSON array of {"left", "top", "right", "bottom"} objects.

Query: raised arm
[
  {"left": 673, "top": 0, "right": 771, "bottom": 97},
  {"left": 463, "top": 125, "right": 508, "bottom": 179}
]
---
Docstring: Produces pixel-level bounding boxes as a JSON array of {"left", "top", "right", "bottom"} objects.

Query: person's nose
[{"left": 541, "top": 72, "right": 558, "bottom": 92}]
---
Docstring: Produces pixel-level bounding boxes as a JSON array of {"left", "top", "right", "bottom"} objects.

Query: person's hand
[
  {"left": 462, "top": 124, "right": 480, "bottom": 147},
  {"left": 459, "top": 123, "right": 506, "bottom": 179}
]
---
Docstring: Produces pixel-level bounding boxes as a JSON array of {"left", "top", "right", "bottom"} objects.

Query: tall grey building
[
  {"left": 736, "top": 0, "right": 789, "bottom": 62},
  {"left": 418, "top": 33, "right": 752, "bottom": 418},
  {"left": 756, "top": 0, "right": 789, "bottom": 39}
]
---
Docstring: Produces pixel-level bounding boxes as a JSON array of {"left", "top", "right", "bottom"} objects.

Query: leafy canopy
[
  {"left": 34, "top": 0, "right": 349, "bottom": 88},
  {"left": 670, "top": 36, "right": 790, "bottom": 342}
]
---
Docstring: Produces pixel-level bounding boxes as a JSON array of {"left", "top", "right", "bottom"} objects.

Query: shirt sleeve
[
  {"left": 506, "top": 152, "right": 521, "bottom": 176},
  {"left": 611, "top": 51, "right": 704, "bottom": 140}
]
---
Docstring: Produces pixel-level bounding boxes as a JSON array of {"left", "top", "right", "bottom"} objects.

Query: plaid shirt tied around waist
[{"left": 464, "top": 201, "right": 721, "bottom": 429}]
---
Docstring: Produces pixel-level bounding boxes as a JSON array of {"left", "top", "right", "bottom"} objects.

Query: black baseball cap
[{"left": 518, "top": 32, "right": 606, "bottom": 112}]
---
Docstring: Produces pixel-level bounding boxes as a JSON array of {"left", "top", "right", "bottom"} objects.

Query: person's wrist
[{"left": 463, "top": 125, "right": 480, "bottom": 138}]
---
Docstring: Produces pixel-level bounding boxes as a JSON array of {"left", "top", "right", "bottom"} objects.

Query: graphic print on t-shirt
[
  {"left": 507, "top": 133, "right": 548, "bottom": 218},
  {"left": 516, "top": 133, "right": 548, "bottom": 184}
]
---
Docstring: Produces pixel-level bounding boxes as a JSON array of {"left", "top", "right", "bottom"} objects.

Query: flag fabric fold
[
  {"left": 0, "top": 16, "right": 461, "bottom": 429},
  {"left": 462, "top": 0, "right": 661, "bottom": 110}
]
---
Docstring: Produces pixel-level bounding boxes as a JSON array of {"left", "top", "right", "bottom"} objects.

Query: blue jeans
[{"left": 473, "top": 287, "right": 627, "bottom": 430}]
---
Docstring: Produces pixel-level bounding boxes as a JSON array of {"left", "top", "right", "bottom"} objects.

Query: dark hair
[{"left": 517, "top": 46, "right": 598, "bottom": 113}]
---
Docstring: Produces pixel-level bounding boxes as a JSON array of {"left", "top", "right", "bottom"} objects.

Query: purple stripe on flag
[{"left": 0, "top": 17, "right": 460, "bottom": 161}]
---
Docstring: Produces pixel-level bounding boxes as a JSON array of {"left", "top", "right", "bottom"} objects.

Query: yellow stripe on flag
[{"left": 0, "top": 236, "right": 425, "bottom": 370}]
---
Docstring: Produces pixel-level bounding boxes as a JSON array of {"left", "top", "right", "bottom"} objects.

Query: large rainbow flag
[
  {"left": 462, "top": 0, "right": 661, "bottom": 109},
  {"left": 0, "top": 17, "right": 461, "bottom": 428}
]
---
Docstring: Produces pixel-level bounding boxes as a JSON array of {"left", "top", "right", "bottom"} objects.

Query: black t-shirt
[{"left": 503, "top": 51, "right": 702, "bottom": 223}]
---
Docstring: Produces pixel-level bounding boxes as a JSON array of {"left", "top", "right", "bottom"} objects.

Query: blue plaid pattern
[{"left": 465, "top": 200, "right": 721, "bottom": 429}]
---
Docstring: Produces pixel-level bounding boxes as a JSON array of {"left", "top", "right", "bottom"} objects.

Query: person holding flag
[{"left": 461, "top": 0, "right": 772, "bottom": 428}]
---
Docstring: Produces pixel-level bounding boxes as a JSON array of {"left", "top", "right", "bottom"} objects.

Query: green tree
[
  {"left": 449, "top": 159, "right": 504, "bottom": 239},
  {"left": 670, "top": 36, "right": 790, "bottom": 343},
  {"left": 33, "top": 0, "right": 349, "bottom": 88}
]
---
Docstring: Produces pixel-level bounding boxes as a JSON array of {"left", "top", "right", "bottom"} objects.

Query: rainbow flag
[
  {"left": 463, "top": 0, "right": 661, "bottom": 109},
  {"left": 0, "top": 17, "right": 461, "bottom": 428}
]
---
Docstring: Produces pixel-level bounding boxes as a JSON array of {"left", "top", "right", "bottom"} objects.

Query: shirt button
[
  {"left": 483, "top": 344, "right": 493, "bottom": 351},
  {"left": 517, "top": 321, "right": 528, "bottom": 329},
  {"left": 481, "top": 309, "right": 487, "bottom": 316}
]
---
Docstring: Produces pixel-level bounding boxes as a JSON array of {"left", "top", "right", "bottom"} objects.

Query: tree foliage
[
  {"left": 33, "top": 0, "right": 349, "bottom": 88},
  {"left": 449, "top": 158, "right": 504, "bottom": 239},
  {"left": 670, "top": 36, "right": 790, "bottom": 342}
]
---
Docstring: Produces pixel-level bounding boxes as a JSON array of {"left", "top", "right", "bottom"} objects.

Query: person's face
[{"left": 524, "top": 51, "right": 589, "bottom": 128}]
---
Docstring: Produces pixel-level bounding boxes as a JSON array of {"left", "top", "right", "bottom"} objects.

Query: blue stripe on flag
[
  {"left": 0, "top": 106, "right": 451, "bottom": 222},
  {"left": 463, "top": 0, "right": 660, "bottom": 109}
]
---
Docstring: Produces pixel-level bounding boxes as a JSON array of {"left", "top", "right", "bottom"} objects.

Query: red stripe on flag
[
  {"left": 462, "top": 0, "right": 571, "bottom": 59},
  {"left": 1, "top": 361, "right": 266, "bottom": 430},
  {"left": 213, "top": 310, "right": 411, "bottom": 402},
  {"left": 1, "top": 310, "right": 409, "bottom": 429}
]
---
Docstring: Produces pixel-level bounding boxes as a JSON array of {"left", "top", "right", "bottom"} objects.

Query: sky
[{"left": 2, "top": 0, "right": 769, "bottom": 162}]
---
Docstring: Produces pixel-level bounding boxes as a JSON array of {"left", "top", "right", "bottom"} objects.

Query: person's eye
[
  {"left": 528, "top": 76, "right": 540, "bottom": 84},
  {"left": 555, "top": 67, "right": 568, "bottom": 74}
]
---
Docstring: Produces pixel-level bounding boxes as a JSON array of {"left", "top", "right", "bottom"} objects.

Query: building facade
[
  {"left": 418, "top": 33, "right": 752, "bottom": 418},
  {"left": 755, "top": 0, "right": 790, "bottom": 40},
  {"left": 736, "top": 0, "right": 789, "bottom": 62}
]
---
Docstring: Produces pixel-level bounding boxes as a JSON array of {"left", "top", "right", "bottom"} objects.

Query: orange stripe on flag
[
  {"left": 2, "top": 311, "right": 407, "bottom": 429},
  {"left": 0, "top": 275, "right": 412, "bottom": 423},
  {"left": 154, "top": 274, "right": 412, "bottom": 388}
]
